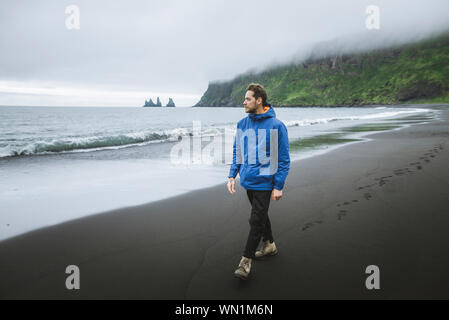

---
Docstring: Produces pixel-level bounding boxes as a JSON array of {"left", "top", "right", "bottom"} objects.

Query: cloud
[
  {"left": 1, "top": 0, "right": 448, "bottom": 106},
  {"left": 0, "top": 80, "right": 200, "bottom": 107}
]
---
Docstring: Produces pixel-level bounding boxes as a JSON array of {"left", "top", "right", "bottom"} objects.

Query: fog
[{"left": 1, "top": 0, "right": 448, "bottom": 106}]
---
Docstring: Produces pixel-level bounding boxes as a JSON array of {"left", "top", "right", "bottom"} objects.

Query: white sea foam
[{"left": 283, "top": 108, "right": 430, "bottom": 127}]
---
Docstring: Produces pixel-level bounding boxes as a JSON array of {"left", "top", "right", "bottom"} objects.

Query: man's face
[{"left": 243, "top": 90, "right": 261, "bottom": 113}]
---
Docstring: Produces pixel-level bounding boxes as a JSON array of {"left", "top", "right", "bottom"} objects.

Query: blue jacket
[{"left": 228, "top": 104, "right": 290, "bottom": 190}]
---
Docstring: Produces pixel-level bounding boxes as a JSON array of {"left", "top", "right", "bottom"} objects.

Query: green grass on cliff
[{"left": 196, "top": 31, "right": 449, "bottom": 107}]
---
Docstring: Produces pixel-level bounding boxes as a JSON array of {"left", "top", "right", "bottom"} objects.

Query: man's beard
[{"left": 246, "top": 106, "right": 257, "bottom": 113}]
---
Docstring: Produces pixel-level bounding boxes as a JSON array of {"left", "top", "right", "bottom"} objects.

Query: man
[{"left": 227, "top": 83, "right": 290, "bottom": 280}]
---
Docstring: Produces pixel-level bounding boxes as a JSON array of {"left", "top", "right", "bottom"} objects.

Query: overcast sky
[{"left": 1, "top": 0, "right": 448, "bottom": 107}]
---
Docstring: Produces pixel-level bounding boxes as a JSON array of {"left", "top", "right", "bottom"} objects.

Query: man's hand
[
  {"left": 272, "top": 188, "right": 283, "bottom": 201},
  {"left": 227, "top": 178, "right": 236, "bottom": 195}
]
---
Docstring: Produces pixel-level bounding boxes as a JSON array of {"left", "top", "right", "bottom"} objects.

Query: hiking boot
[
  {"left": 255, "top": 240, "right": 278, "bottom": 259},
  {"left": 234, "top": 256, "right": 252, "bottom": 280}
]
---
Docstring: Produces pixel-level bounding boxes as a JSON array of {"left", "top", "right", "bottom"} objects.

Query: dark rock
[
  {"left": 396, "top": 80, "right": 445, "bottom": 101},
  {"left": 143, "top": 98, "right": 158, "bottom": 107},
  {"left": 166, "top": 98, "right": 176, "bottom": 107}
]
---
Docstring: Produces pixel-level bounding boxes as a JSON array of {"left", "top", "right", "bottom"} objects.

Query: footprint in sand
[
  {"left": 364, "top": 192, "right": 372, "bottom": 200},
  {"left": 302, "top": 220, "right": 324, "bottom": 231},
  {"left": 394, "top": 168, "right": 414, "bottom": 176},
  {"left": 302, "top": 222, "right": 314, "bottom": 231},
  {"left": 337, "top": 200, "right": 356, "bottom": 207},
  {"left": 337, "top": 210, "right": 347, "bottom": 220},
  {"left": 357, "top": 183, "right": 377, "bottom": 190},
  {"left": 375, "top": 175, "right": 393, "bottom": 187}
]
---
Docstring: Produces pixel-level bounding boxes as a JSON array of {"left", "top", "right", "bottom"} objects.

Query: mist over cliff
[{"left": 195, "top": 30, "right": 449, "bottom": 107}]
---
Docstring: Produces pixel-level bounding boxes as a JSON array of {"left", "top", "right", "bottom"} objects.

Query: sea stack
[
  {"left": 143, "top": 98, "right": 158, "bottom": 107},
  {"left": 143, "top": 97, "right": 163, "bottom": 107},
  {"left": 166, "top": 98, "right": 176, "bottom": 107}
]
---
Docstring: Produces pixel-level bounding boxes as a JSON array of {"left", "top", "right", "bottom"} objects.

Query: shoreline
[
  {"left": 0, "top": 103, "right": 433, "bottom": 160},
  {"left": 1, "top": 105, "right": 449, "bottom": 299},
  {"left": 0, "top": 106, "right": 438, "bottom": 242},
  {"left": 193, "top": 102, "right": 449, "bottom": 108}
]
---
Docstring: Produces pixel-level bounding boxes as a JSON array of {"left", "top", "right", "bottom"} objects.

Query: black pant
[{"left": 243, "top": 189, "right": 274, "bottom": 259}]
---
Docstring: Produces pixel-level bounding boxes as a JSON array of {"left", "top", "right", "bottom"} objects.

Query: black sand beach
[{"left": 1, "top": 105, "right": 449, "bottom": 299}]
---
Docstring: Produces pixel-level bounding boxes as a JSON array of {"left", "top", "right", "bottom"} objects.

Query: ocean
[{"left": 0, "top": 105, "right": 438, "bottom": 241}]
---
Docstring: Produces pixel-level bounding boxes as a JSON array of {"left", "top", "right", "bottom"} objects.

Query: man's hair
[{"left": 246, "top": 83, "right": 268, "bottom": 106}]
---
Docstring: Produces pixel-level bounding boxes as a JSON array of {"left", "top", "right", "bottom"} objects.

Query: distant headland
[
  {"left": 194, "top": 31, "right": 449, "bottom": 107},
  {"left": 143, "top": 97, "right": 176, "bottom": 107}
]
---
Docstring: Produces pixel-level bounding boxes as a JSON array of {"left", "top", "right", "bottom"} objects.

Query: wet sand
[{"left": 1, "top": 105, "right": 449, "bottom": 299}]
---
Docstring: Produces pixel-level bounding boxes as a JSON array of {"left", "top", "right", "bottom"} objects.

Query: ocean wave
[
  {"left": 0, "top": 108, "right": 430, "bottom": 158},
  {"left": 0, "top": 124, "right": 234, "bottom": 158},
  {"left": 283, "top": 108, "right": 430, "bottom": 127},
  {"left": 0, "top": 129, "right": 197, "bottom": 158}
]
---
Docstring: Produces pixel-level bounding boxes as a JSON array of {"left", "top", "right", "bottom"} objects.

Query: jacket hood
[{"left": 248, "top": 104, "right": 276, "bottom": 121}]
